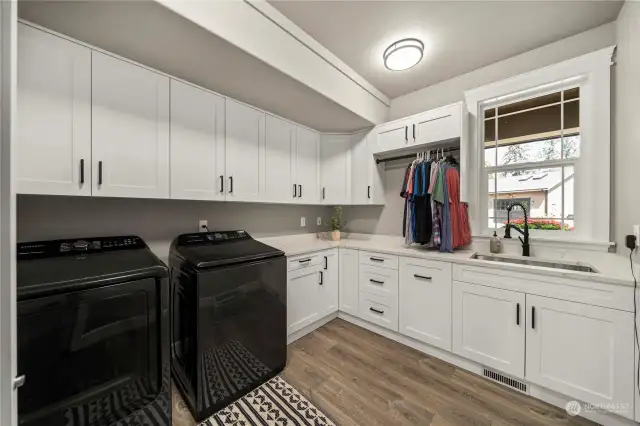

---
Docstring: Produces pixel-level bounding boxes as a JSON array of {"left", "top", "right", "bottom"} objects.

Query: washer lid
[
  {"left": 17, "top": 236, "right": 167, "bottom": 300},
  {"left": 171, "top": 230, "right": 283, "bottom": 269}
]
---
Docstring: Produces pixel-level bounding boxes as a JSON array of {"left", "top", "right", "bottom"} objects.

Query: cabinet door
[
  {"left": 287, "top": 266, "right": 321, "bottom": 335},
  {"left": 399, "top": 258, "right": 452, "bottom": 351},
  {"left": 526, "top": 295, "right": 634, "bottom": 417},
  {"left": 225, "top": 99, "right": 265, "bottom": 202},
  {"left": 339, "top": 249, "right": 359, "bottom": 316},
  {"left": 452, "top": 281, "right": 525, "bottom": 378},
  {"left": 413, "top": 103, "right": 461, "bottom": 147},
  {"left": 17, "top": 24, "right": 91, "bottom": 196},
  {"left": 264, "top": 115, "right": 295, "bottom": 203},
  {"left": 351, "top": 131, "right": 384, "bottom": 205},
  {"left": 372, "top": 118, "right": 410, "bottom": 154},
  {"left": 170, "top": 80, "right": 225, "bottom": 201},
  {"left": 294, "top": 126, "right": 320, "bottom": 204},
  {"left": 319, "top": 250, "right": 339, "bottom": 316},
  {"left": 320, "top": 135, "right": 350, "bottom": 204},
  {"left": 92, "top": 52, "right": 169, "bottom": 198}
]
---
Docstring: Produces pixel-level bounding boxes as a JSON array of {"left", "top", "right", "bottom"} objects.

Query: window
[
  {"left": 465, "top": 47, "right": 614, "bottom": 242},
  {"left": 484, "top": 87, "right": 577, "bottom": 234}
]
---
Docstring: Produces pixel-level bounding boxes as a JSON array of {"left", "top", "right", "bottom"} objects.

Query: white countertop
[{"left": 258, "top": 233, "right": 637, "bottom": 287}]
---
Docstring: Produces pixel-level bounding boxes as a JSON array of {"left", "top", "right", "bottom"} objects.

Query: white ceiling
[
  {"left": 18, "top": 0, "right": 373, "bottom": 132},
  {"left": 269, "top": 0, "right": 623, "bottom": 99}
]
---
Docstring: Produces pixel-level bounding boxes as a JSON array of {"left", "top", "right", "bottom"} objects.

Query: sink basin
[{"left": 470, "top": 253, "right": 598, "bottom": 273}]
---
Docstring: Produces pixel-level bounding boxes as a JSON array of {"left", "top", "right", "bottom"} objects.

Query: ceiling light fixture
[{"left": 383, "top": 38, "right": 424, "bottom": 71}]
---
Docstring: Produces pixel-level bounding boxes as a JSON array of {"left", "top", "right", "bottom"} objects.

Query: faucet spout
[{"left": 503, "top": 202, "right": 530, "bottom": 257}]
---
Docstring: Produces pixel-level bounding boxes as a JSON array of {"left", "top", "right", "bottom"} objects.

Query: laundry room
[{"left": 4, "top": 1, "right": 640, "bottom": 426}]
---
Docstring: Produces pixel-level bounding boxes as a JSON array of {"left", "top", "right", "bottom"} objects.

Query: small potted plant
[{"left": 331, "top": 206, "right": 344, "bottom": 241}]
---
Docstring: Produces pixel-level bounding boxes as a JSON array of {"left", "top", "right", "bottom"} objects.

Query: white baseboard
[
  {"left": 287, "top": 312, "right": 338, "bottom": 344},
  {"left": 337, "top": 312, "right": 636, "bottom": 426}
]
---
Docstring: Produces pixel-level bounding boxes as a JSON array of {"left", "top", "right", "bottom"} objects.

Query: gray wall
[
  {"left": 347, "top": 22, "right": 617, "bottom": 239},
  {"left": 18, "top": 195, "right": 331, "bottom": 260},
  {"left": 390, "top": 22, "right": 616, "bottom": 120},
  {"left": 614, "top": 1, "right": 640, "bottom": 257}
]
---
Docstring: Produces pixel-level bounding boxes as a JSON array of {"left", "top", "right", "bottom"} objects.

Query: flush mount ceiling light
[{"left": 383, "top": 38, "right": 424, "bottom": 71}]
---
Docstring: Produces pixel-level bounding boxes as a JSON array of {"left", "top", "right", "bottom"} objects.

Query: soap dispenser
[{"left": 490, "top": 231, "right": 502, "bottom": 254}]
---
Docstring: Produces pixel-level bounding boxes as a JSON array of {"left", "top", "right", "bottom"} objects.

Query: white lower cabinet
[
  {"left": 358, "top": 292, "right": 398, "bottom": 332},
  {"left": 526, "top": 294, "right": 635, "bottom": 418},
  {"left": 287, "top": 249, "right": 338, "bottom": 337},
  {"left": 287, "top": 265, "right": 322, "bottom": 335},
  {"left": 399, "top": 258, "right": 452, "bottom": 351},
  {"left": 319, "top": 250, "right": 339, "bottom": 316},
  {"left": 339, "top": 249, "right": 359, "bottom": 316},
  {"left": 452, "top": 281, "right": 525, "bottom": 378}
]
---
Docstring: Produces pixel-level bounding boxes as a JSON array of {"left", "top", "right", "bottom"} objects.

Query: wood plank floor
[
  {"left": 172, "top": 318, "right": 597, "bottom": 425},
  {"left": 281, "top": 319, "right": 596, "bottom": 426}
]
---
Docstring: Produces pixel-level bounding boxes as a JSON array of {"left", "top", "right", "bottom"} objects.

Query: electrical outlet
[
  {"left": 317, "top": 217, "right": 322, "bottom": 226},
  {"left": 634, "top": 225, "right": 640, "bottom": 248},
  {"left": 300, "top": 217, "right": 306, "bottom": 227},
  {"left": 199, "top": 220, "right": 208, "bottom": 232}
]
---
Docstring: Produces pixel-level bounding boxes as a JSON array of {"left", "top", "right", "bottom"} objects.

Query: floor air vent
[{"left": 483, "top": 368, "right": 527, "bottom": 393}]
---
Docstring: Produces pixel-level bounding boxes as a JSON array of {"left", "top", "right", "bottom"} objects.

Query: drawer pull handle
[
  {"left": 370, "top": 257, "right": 384, "bottom": 262},
  {"left": 414, "top": 274, "right": 432, "bottom": 280},
  {"left": 298, "top": 258, "right": 311, "bottom": 263},
  {"left": 369, "top": 279, "right": 384, "bottom": 284},
  {"left": 370, "top": 307, "right": 384, "bottom": 315}
]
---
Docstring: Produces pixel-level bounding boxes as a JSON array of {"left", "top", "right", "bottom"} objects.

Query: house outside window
[{"left": 464, "top": 47, "right": 614, "bottom": 242}]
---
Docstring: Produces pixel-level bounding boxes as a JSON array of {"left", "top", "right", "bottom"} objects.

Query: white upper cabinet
[
  {"left": 170, "top": 80, "right": 225, "bottom": 201},
  {"left": 17, "top": 24, "right": 91, "bottom": 196},
  {"left": 294, "top": 126, "right": 320, "bottom": 204},
  {"left": 526, "top": 295, "right": 635, "bottom": 418},
  {"left": 372, "top": 117, "right": 411, "bottom": 154},
  {"left": 372, "top": 102, "right": 464, "bottom": 156},
  {"left": 225, "top": 99, "right": 266, "bottom": 202},
  {"left": 452, "top": 281, "right": 526, "bottom": 378},
  {"left": 92, "top": 52, "right": 170, "bottom": 199},
  {"left": 351, "top": 131, "right": 385, "bottom": 205},
  {"left": 264, "top": 115, "right": 295, "bottom": 203},
  {"left": 320, "top": 134, "right": 351, "bottom": 204},
  {"left": 413, "top": 103, "right": 462, "bottom": 146}
]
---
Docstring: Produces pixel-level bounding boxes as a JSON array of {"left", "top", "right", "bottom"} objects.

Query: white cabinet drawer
[
  {"left": 358, "top": 292, "right": 398, "bottom": 332},
  {"left": 288, "top": 252, "right": 325, "bottom": 271},
  {"left": 359, "top": 251, "right": 398, "bottom": 270},
  {"left": 359, "top": 265, "right": 398, "bottom": 300}
]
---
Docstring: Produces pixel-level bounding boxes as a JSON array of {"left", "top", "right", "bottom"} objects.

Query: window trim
[{"left": 464, "top": 46, "right": 615, "bottom": 243}]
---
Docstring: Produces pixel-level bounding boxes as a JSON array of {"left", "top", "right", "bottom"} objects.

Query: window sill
[{"left": 473, "top": 233, "right": 615, "bottom": 252}]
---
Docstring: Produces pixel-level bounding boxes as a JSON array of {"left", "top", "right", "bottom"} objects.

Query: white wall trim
[
  {"left": 464, "top": 46, "right": 615, "bottom": 243},
  {"left": 246, "top": 0, "right": 390, "bottom": 107},
  {"left": 0, "top": 1, "right": 17, "bottom": 425}
]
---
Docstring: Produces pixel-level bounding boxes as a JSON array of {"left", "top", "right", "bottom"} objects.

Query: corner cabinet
[
  {"left": 92, "top": 52, "right": 170, "bottom": 199},
  {"left": 170, "top": 80, "right": 226, "bottom": 201},
  {"left": 339, "top": 248, "right": 359, "bottom": 315},
  {"left": 17, "top": 23, "right": 92, "bottom": 196},
  {"left": 320, "top": 134, "right": 351, "bottom": 205},
  {"left": 225, "top": 99, "right": 265, "bottom": 202}
]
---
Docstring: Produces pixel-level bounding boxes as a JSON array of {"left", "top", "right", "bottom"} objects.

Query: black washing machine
[
  {"left": 169, "top": 230, "right": 286, "bottom": 422},
  {"left": 16, "top": 236, "right": 171, "bottom": 426}
]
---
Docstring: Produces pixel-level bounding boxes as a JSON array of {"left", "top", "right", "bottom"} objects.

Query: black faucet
[{"left": 504, "top": 202, "right": 530, "bottom": 257}]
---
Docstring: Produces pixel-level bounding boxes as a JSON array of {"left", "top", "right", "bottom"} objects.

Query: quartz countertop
[{"left": 258, "top": 233, "right": 637, "bottom": 287}]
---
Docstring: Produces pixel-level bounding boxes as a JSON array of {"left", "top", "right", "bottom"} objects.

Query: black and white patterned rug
[{"left": 201, "top": 376, "right": 335, "bottom": 426}]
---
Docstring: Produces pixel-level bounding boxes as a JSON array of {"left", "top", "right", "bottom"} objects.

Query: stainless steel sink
[{"left": 470, "top": 253, "right": 598, "bottom": 273}]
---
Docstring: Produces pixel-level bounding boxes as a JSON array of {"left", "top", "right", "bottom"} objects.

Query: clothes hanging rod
[{"left": 375, "top": 146, "right": 460, "bottom": 164}]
